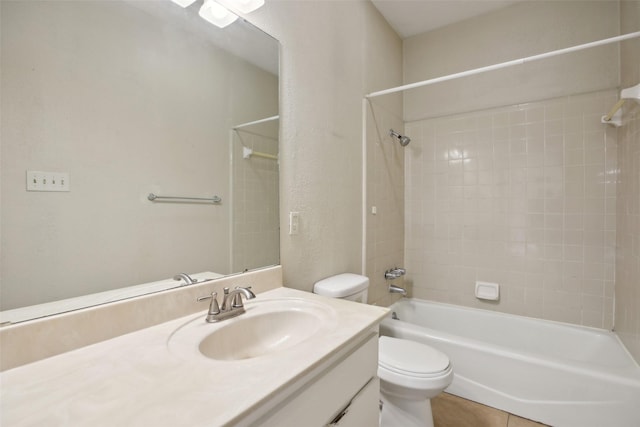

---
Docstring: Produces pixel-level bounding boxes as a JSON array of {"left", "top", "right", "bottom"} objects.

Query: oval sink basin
[
  {"left": 168, "top": 298, "right": 338, "bottom": 362},
  {"left": 200, "top": 309, "right": 323, "bottom": 360}
]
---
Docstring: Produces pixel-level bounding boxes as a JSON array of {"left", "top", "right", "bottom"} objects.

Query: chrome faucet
[
  {"left": 173, "top": 273, "right": 196, "bottom": 285},
  {"left": 384, "top": 267, "right": 406, "bottom": 280},
  {"left": 197, "top": 286, "right": 256, "bottom": 322}
]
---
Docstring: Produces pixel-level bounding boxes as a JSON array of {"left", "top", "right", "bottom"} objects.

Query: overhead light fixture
[
  {"left": 170, "top": 0, "right": 197, "bottom": 8},
  {"left": 199, "top": 0, "right": 238, "bottom": 28},
  {"left": 216, "top": 0, "right": 265, "bottom": 14}
]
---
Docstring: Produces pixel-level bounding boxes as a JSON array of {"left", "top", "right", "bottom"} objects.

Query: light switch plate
[
  {"left": 289, "top": 211, "right": 300, "bottom": 235},
  {"left": 26, "top": 171, "right": 70, "bottom": 192}
]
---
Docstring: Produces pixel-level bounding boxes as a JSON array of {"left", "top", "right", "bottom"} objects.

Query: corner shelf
[{"left": 621, "top": 83, "right": 640, "bottom": 104}]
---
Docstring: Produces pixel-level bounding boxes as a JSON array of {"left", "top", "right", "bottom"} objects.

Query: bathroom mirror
[{"left": 0, "top": 0, "right": 279, "bottom": 323}]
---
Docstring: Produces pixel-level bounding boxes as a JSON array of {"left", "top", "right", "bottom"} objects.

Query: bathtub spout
[{"left": 389, "top": 284, "right": 407, "bottom": 296}]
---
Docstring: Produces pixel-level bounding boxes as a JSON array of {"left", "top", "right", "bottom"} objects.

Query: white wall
[
  {"left": 364, "top": 13, "right": 404, "bottom": 306},
  {"left": 403, "top": 1, "right": 620, "bottom": 122},
  {"left": 615, "top": 0, "right": 640, "bottom": 362},
  {"left": 402, "top": 1, "right": 622, "bottom": 327},
  {"left": 246, "top": 0, "right": 403, "bottom": 291},
  {"left": 1, "top": 0, "right": 405, "bottom": 308}
]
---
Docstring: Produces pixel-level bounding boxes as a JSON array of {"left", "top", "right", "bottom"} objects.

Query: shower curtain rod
[
  {"left": 366, "top": 31, "right": 640, "bottom": 99},
  {"left": 233, "top": 115, "right": 279, "bottom": 130}
]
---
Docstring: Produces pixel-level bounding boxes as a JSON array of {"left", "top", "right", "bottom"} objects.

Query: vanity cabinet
[
  {"left": 325, "top": 377, "right": 379, "bottom": 427},
  {"left": 254, "top": 331, "right": 380, "bottom": 427}
]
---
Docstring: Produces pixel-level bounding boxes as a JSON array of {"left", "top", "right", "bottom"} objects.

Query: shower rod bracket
[{"left": 601, "top": 109, "right": 622, "bottom": 127}]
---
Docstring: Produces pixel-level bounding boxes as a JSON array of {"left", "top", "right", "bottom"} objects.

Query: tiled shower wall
[{"left": 405, "top": 90, "right": 618, "bottom": 328}]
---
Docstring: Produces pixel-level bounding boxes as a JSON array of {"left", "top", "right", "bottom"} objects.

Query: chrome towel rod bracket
[{"left": 147, "top": 193, "right": 222, "bottom": 204}]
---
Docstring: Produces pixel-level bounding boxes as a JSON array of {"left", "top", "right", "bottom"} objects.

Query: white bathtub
[{"left": 380, "top": 299, "right": 640, "bottom": 427}]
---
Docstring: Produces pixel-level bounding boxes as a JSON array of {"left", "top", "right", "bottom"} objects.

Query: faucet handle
[
  {"left": 197, "top": 292, "right": 220, "bottom": 315},
  {"left": 384, "top": 269, "right": 400, "bottom": 280},
  {"left": 220, "top": 287, "right": 232, "bottom": 311}
]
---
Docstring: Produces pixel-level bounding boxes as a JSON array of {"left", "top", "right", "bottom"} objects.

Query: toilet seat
[
  {"left": 379, "top": 336, "right": 450, "bottom": 377},
  {"left": 378, "top": 336, "right": 453, "bottom": 398}
]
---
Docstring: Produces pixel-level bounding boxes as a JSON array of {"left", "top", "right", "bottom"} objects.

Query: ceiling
[{"left": 371, "top": 0, "right": 526, "bottom": 39}]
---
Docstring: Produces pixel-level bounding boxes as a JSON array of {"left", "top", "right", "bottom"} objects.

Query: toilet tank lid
[{"left": 313, "top": 273, "right": 369, "bottom": 298}]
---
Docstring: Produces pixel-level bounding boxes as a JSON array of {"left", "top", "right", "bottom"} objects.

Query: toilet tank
[{"left": 313, "top": 273, "right": 369, "bottom": 303}]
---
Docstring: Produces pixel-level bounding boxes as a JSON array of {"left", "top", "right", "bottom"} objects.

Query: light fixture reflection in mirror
[
  {"left": 171, "top": 0, "right": 198, "bottom": 8},
  {"left": 0, "top": 0, "right": 279, "bottom": 324},
  {"left": 170, "top": 0, "right": 265, "bottom": 29},
  {"left": 217, "top": 0, "right": 265, "bottom": 14},
  {"left": 199, "top": 0, "right": 238, "bottom": 28}
]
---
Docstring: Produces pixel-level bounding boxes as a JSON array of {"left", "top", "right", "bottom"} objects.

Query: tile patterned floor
[{"left": 433, "top": 393, "right": 549, "bottom": 427}]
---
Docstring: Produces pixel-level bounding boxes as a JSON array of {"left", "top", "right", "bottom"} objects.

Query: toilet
[{"left": 313, "top": 273, "right": 453, "bottom": 427}]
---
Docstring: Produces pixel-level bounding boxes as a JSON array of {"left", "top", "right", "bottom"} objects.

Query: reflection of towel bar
[{"left": 147, "top": 193, "right": 221, "bottom": 203}]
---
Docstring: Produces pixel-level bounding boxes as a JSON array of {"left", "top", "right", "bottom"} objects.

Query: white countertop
[{"left": 1, "top": 287, "right": 388, "bottom": 426}]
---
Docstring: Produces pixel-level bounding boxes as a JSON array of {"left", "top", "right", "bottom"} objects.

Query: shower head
[
  {"left": 389, "top": 129, "right": 411, "bottom": 147},
  {"left": 399, "top": 135, "right": 411, "bottom": 146}
]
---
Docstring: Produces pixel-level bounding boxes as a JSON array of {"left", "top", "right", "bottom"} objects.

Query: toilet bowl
[
  {"left": 313, "top": 273, "right": 453, "bottom": 427},
  {"left": 378, "top": 336, "right": 453, "bottom": 427}
]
